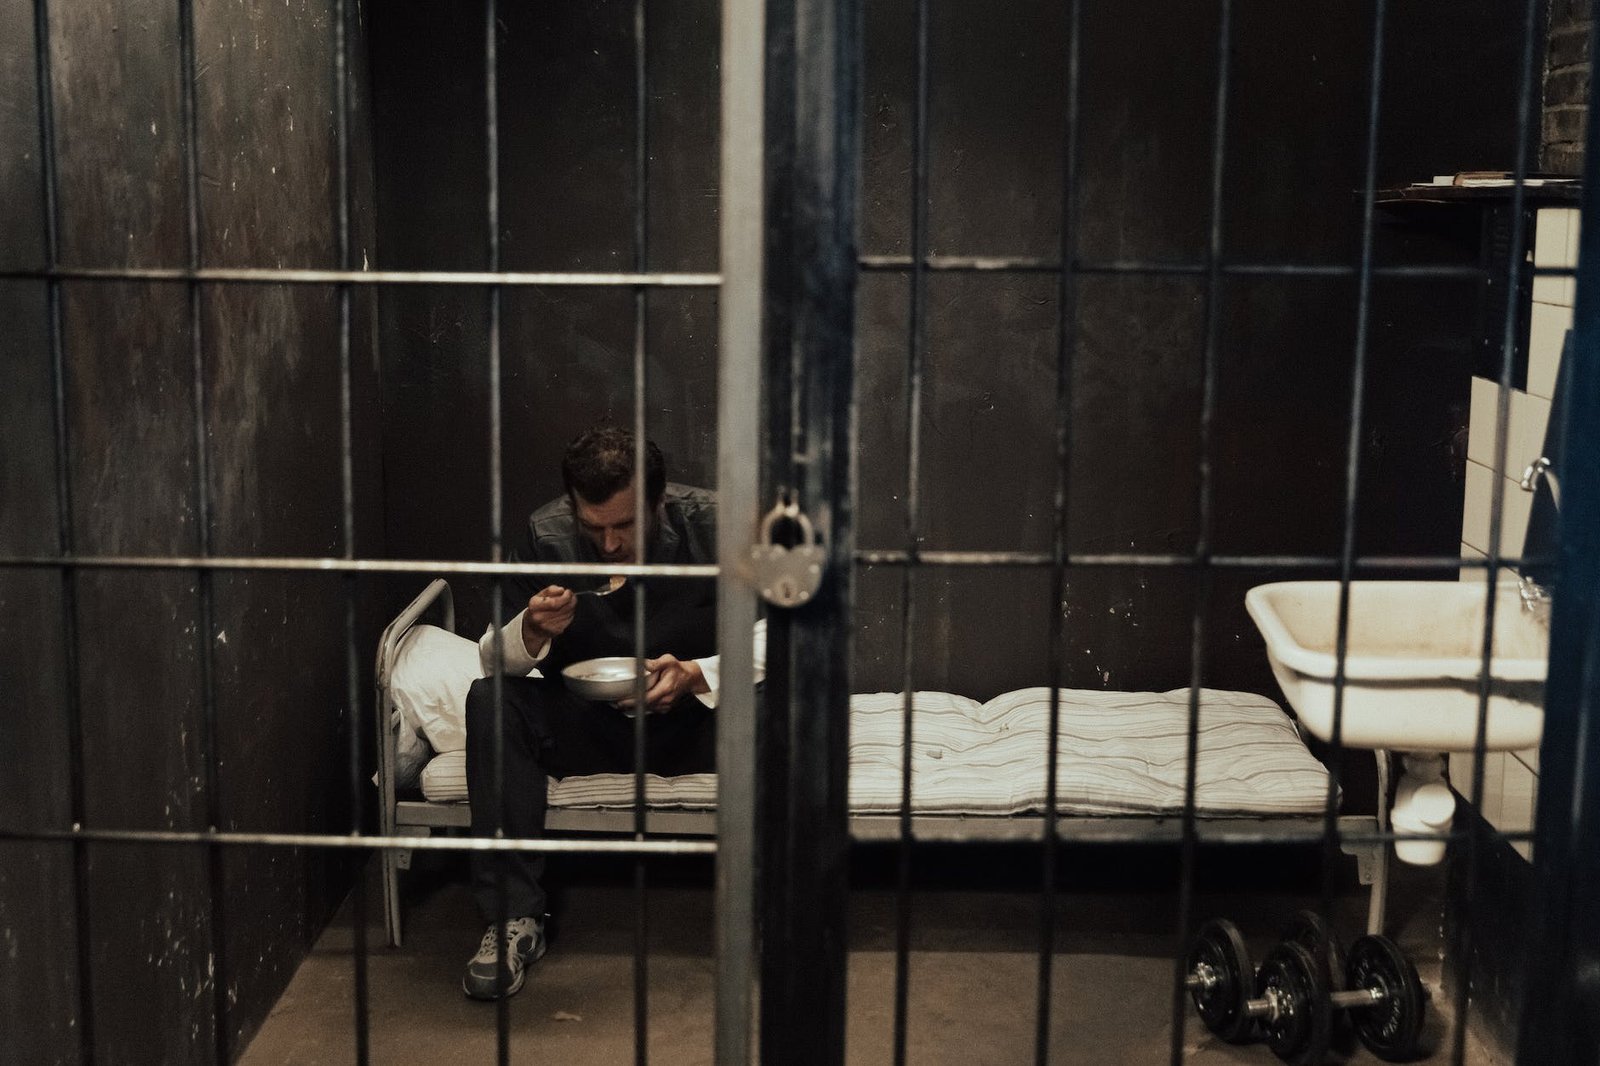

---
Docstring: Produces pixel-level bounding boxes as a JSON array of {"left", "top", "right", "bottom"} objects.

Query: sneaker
[{"left": 462, "top": 916, "right": 546, "bottom": 1000}]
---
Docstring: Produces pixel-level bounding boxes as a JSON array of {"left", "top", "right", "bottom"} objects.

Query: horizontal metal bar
[
  {"left": 393, "top": 800, "right": 719, "bottom": 834},
  {"left": 855, "top": 550, "right": 1058, "bottom": 566},
  {"left": 0, "top": 258, "right": 1531, "bottom": 286},
  {"left": 0, "top": 554, "right": 719, "bottom": 577},
  {"left": 859, "top": 254, "right": 1064, "bottom": 273},
  {"left": 0, "top": 266, "right": 721, "bottom": 288},
  {"left": 11, "top": 550, "right": 1538, "bottom": 577},
  {"left": 848, "top": 817, "right": 1532, "bottom": 847},
  {"left": 0, "top": 820, "right": 1530, "bottom": 851},
  {"left": 855, "top": 549, "right": 1543, "bottom": 570},
  {"left": 859, "top": 255, "right": 1483, "bottom": 281},
  {"left": 0, "top": 825, "right": 718, "bottom": 854}
]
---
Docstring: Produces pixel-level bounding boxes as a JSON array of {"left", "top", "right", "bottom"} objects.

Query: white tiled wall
[{"left": 1453, "top": 205, "right": 1576, "bottom": 862}]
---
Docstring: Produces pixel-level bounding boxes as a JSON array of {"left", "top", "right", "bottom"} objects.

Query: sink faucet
[
  {"left": 1521, "top": 456, "right": 1561, "bottom": 509},
  {"left": 1517, "top": 572, "right": 1552, "bottom": 622},
  {"left": 1518, "top": 456, "right": 1558, "bottom": 623}
]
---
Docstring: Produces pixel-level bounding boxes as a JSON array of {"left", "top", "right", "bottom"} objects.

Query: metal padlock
[{"left": 750, "top": 496, "right": 826, "bottom": 608}]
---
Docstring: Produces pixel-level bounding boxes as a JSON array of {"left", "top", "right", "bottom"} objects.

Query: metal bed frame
[{"left": 374, "top": 578, "right": 1393, "bottom": 948}]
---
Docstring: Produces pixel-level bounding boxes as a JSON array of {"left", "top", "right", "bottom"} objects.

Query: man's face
[{"left": 573, "top": 480, "right": 656, "bottom": 564}]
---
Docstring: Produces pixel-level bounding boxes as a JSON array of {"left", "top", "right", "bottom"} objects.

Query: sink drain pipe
[{"left": 1390, "top": 753, "right": 1456, "bottom": 865}]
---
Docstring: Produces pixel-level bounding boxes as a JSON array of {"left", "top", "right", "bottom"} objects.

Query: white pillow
[
  {"left": 390, "top": 624, "right": 482, "bottom": 754},
  {"left": 419, "top": 749, "right": 469, "bottom": 802}
]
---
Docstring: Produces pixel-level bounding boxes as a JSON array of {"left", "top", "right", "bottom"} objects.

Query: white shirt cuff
[
  {"left": 692, "top": 617, "right": 767, "bottom": 708},
  {"left": 478, "top": 609, "right": 550, "bottom": 677}
]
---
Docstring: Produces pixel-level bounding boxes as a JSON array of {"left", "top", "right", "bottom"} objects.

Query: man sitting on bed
[{"left": 461, "top": 424, "right": 750, "bottom": 1000}]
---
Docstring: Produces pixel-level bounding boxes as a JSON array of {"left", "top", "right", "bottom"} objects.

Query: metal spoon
[{"left": 574, "top": 575, "right": 626, "bottom": 597}]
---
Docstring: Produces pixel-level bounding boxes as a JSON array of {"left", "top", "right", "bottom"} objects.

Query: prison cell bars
[
  {"left": 332, "top": 0, "right": 373, "bottom": 1057},
  {"left": 1451, "top": 2, "right": 1546, "bottom": 1063},
  {"left": 483, "top": 0, "right": 513, "bottom": 1056},
  {"left": 12, "top": 2, "right": 749, "bottom": 1065},
  {"left": 1313, "top": 2, "right": 1390, "bottom": 1063},
  {"left": 890, "top": 0, "right": 931, "bottom": 1060},
  {"left": 7, "top": 549, "right": 1565, "bottom": 575},
  {"left": 8, "top": 2, "right": 1585, "bottom": 1064},
  {"left": 29, "top": 0, "right": 96, "bottom": 1061},
  {"left": 1042, "top": 0, "right": 1085, "bottom": 1057},
  {"left": 631, "top": 1, "right": 655, "bottom": 1061},
  {"left": 714, "top": 0, "right": 766, "bottom": 1059},
  {"left": 1166, "top": 1, "right": 1236, "bottom": 1063},
  {"left": 756, "top": 0, "right": 799, "bottom": 1050},
  {"left": 757, "top": 0, "right": 861, "bottom": 1058},
  {"left": 174, "top": 0, "right": 237, "bottom": 1054},
  {"left": 851, "top": 3, "right": 1560, "bottom": 1066}
]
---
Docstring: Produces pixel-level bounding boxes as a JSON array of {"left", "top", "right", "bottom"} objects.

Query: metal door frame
[{"left": 752, "top": 0, "right": 860, "bottom": 1062}]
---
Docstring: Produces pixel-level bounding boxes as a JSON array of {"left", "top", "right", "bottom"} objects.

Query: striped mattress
[{"left": 416, "top": 687, "right": 1333, "bottom": 817}]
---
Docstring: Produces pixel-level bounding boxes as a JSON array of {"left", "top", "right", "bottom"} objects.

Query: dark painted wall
[
  {"left": 1, "top": 0, "right": 382, "bottom": 1062},
  {"left": 369, "top": 0, "right": 721, "bottom": 635},
  {"left": 853, "top": 0, "right": 1522, "bottom": 707},
  {"left": 369, "top": 0, "right": 1522, "bottom": 734},
  {"left": 1443, "top": 804, "right": 1538, "bottom": 1056}
]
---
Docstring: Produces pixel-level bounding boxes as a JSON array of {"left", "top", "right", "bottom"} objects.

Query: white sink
[{"left": 1245, "top": 580, "right": 1548, "bottom": 752}]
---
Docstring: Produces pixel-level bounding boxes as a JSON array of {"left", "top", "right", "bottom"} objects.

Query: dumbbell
[
  {"left": 1271, "top": 908, "right": 1427, "bottom": 1063},
  {"left": 1342, "top": 933, "right": 1427, "bottom": 1061},
  {"left": 1185, "top": 918, "right": 1330, "bottom": 1059},
  {"left": 1185, "top": 918, "right": 1259, "bottom": 1044},
  {"left": 1274, "top": 909, "right": 1348, "bottom": 1058},
  {"left": 1188, "top": 914, "right": 1426, "bottom": 1064}
]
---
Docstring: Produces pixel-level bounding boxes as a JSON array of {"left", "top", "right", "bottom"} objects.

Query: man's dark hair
[{"left": 562, "top": 425, "right": 666, "bottom": 506}]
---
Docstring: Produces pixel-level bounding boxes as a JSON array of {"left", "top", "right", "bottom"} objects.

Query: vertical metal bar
[
  {"left": 631, "top": 4, "right": 653, "bottom": 1065},
  {"left": 755, "top": 0, "right": 793, "bottom": 1030},
  {"left": 1447, "top": 2, "right": 1541, "bottom": 1063},
  {"left": 891, "top": 0, "right": 930, "bottom": 1061},
  {"left": 758, "top": 0, "right": 797, "bottom": 1040},
  {"left": 330, "top": 0, "right": 370, "bottom": 1060},
  {"left": 762, "top": 0, "right": 859, "bottom": 1059},
  {"left": 1035, "top": 1, "right": 1083, "bottom": 1062},
  {"left": 1518, "top": 15, "right": 1600, "bottom": 1059},
  {"left": 714, "top": 1, "right": 764, "bottom": 1058},
  {"left": 1315, "top": 0, "right": 1388, "bottom": 1019},
  {"left": 764, "top": 0, "right": 799, "bottom": 501},
  {"left": 31, "top": 1, "right": 95, "bottom": 1060},
  {"left": 483, "top": 0, "right": 511, "bottom": 1058},
  {"left": 1167, "top": 3, "right": 1231, "bottom": 1063},
  {"left": 173, "top": 0, "right": 232, "bottom": 1058}
]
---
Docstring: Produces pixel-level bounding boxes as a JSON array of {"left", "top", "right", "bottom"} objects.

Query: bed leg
[
  {"left": 1340, "top": 832, "right": 1388, "bottom": 936},
  {"left": 383, "top": 847, "right": 404, "bottom": 948},
  {"left": 1366, "top": 842, "right": 1390, "bottom": 936},
  {"left": 1362, "top": 749, "right": 1393, "bottom": 936},
  {"left": 385, "top": 827, "right": 428, "bottom": 948}
]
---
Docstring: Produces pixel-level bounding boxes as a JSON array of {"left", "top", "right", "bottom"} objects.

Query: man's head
[{"left": 561, "top": 426, "right": 666, "bottom": 564}]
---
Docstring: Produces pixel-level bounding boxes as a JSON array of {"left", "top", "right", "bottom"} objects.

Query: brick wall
[{"left": 1545, "top": 0, "right": 1593, "bottom": 174}]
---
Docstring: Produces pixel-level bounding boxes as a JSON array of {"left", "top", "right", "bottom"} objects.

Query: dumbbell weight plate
[
  {"left": 1256, "top": 940, "right": 1332, "bottom": 1066},
  {"left": 1187, "top": 919, "right": 1255, "bottom": 1043},
  {"left": 1346, "top": 934, "right": 1426, "bottom": 1062},
  {"left": 1281, "top": 908, "right": 1348, "bottom": 993}
]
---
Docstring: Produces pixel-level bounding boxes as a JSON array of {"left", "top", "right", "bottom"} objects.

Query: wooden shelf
[{"left": 1375, "top": 182, "right": 1581, "bottom": 205}]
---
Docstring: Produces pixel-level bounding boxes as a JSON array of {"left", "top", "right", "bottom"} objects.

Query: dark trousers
[{"left": 464, "top": 674, "right": 717, "bottom": 922}]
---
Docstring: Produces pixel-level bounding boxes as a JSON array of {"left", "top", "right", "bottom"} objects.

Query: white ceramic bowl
[{"left": 562, "top": 656, "right": 651, "bottom": 702}]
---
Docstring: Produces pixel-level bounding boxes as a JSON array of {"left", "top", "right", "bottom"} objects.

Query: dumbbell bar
[{"left": 1187, "top": 917, "right": 1425, "bottom": 1063}]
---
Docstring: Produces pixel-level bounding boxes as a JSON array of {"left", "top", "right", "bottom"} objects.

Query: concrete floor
[{"left": 240, "top": 846, "right": 1504, "bottom": 1065}]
